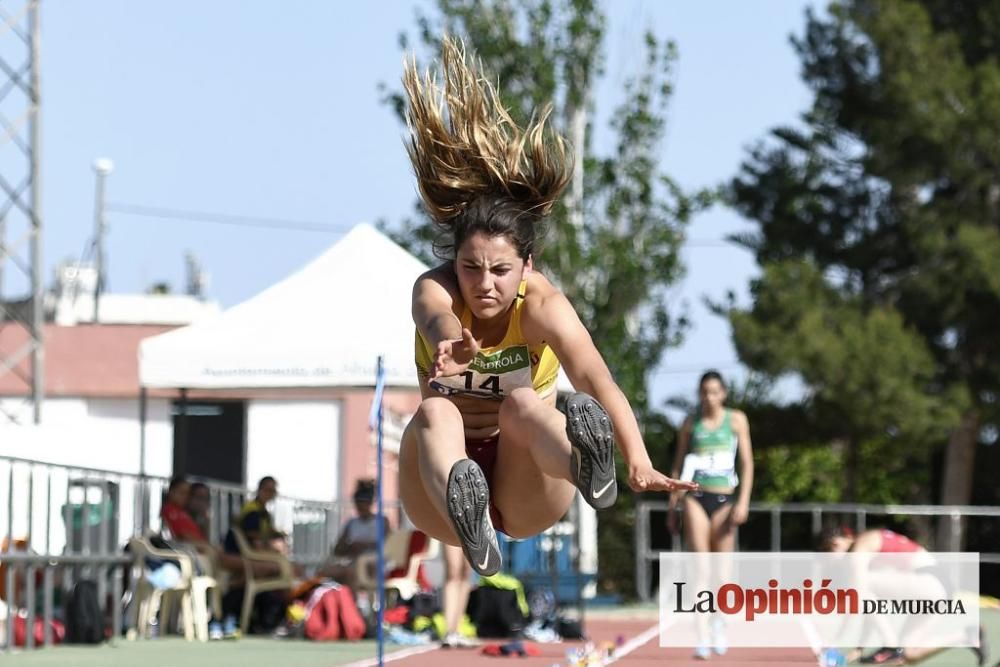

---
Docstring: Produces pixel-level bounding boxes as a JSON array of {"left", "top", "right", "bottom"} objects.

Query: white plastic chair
[
  {"left": 355, "top": 530, "right": 440, "bottom": 604},
  {"left": 229, "top": 528, "right": 296, "bottom": 634},
  {"left": 127, "top": 536, "right": 219, "bottom": 641}
]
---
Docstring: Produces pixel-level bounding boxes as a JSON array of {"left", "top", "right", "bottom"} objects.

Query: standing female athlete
[
  {"left": 667, "top": 370, "right": 754, "bottom": 659},
  {"left": 398, "top": 38, "right": 697, "bottom": 576}
]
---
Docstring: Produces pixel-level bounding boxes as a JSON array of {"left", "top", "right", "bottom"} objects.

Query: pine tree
[{"left": 726, "top": 1, "right": 998, "bottom": 527}]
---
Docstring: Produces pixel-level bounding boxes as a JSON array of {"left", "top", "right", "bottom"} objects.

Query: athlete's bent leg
[
  {"left": 398, "top": 397, "right": 467, "bottom": 545},
  {"left": 399, "top": 397, "right": 502, "bottom": 574},
  {"left": 490, "top": 389, "right": 578, "bottom": 538}
]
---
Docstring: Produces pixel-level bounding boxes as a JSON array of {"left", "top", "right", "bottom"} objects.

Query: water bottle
[
  {"left": 356, "top": 591, "right": 372, "bottom": 620},
  {"left": 820, "top": 648, "right": 846, "bottom": 667}
]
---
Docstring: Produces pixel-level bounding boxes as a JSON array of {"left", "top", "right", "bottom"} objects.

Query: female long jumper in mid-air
[{"left": 397, "top": 37, "right": 698, "bottom": 576}]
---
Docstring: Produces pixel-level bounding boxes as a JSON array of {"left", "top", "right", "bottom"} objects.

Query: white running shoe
[
  {"left": 711, "top": 618, "right": 728, "bottom": 655},
  {"left": 441, "top": 632, "right": 481, "bottom": 648}
]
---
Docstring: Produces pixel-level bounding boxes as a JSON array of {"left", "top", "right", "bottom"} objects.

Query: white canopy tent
[{"left": 139, "top": 223, "right": 428, "bottom": 389}]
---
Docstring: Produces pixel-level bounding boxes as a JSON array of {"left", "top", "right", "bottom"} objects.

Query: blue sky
[{"left": 34, "top": 0, "right": 815, "bottom": 416}]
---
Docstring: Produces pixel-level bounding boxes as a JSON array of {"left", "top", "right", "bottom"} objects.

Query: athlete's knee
[{"left": 414, "top": 396, "right": 462, "bottom": 427}]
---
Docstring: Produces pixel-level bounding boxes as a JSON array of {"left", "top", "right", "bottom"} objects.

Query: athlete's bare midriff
[{"left": 443, "top": 389, "right": 556, "bottom": 440}]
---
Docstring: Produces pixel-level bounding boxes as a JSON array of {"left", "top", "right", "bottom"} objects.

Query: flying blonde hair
[{"left": 403, "top": 37, "right": 571, "bottom": 228}]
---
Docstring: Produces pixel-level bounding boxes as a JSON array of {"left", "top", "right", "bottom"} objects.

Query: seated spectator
[
  {"left": 186, "top": 482, "right": 212, "bottom": 542},
  {"left": 160, "top": 477, "right": 243, "bottom": 575},
  {"left": 220, "top": 476, "right": 291, "bottom": 635},
  {"left": 318, "top": 479, "right": 391, "bottom": 587},
  {"left": 225, "top": 476, "right": 288, "bottom": 555},
  {"left": 161, "top": 477, "right": 233, "bottom": 579},
  {"left": 335, "top": 480, "right": 387, "bottom": 558},
  {"left": 161, "top": 477, "right": 211, "bottom": 549},
  {"left": 159, "top": 477, "right": 228, "bottom": 639}
]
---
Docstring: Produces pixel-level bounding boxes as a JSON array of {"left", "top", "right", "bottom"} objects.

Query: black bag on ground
[
  {"left": 556, "top": 615, "right": 586, "bottom": 640},
  {"left": 407, "top": 591, "right": 440, "bottom": 620},
  {"left": 65, "top": 580, "right": 105, "bottom": 644},
  {"left": 467, "top": 586, "right": 526, "bottom": 638}
]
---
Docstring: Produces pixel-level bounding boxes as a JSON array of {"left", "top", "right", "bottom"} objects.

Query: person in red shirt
[
  {"left": 819, "top": 526, "right": 986, "bottom": 665},
  {"left": 162, "top": 478, "right": 208, "bottom": 543},
  {"left": 160, "top": 477, "right": 230, "bottom": 574}
]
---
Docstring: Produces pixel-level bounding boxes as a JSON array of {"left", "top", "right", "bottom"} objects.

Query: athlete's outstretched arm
[
  {"left": 412, "top": 267, "right": 479, "bottom": 379},
  {"left": 524, "top": 289, "right": 697, "bottom": 493}
]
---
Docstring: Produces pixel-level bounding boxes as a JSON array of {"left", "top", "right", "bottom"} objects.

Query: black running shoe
[
  {"left": 446, "top": 459, "right": 501, "bottom": 576},
  {"left": 565, "top": 392, "right": 617, "bottom": 510}
]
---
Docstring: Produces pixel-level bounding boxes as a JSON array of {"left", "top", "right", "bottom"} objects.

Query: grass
[{"left": 2, "top": 636, "right": 392, "bottom": 667}]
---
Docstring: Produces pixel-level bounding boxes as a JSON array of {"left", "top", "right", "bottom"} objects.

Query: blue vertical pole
[{"left": 374, "top": 356, "right": 386, "bottom": 667}]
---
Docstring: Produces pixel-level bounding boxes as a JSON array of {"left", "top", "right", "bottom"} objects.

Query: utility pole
[
  {"left": 0, "top": 0, "right": 44, "bottom": 424},
  {"left": 92, "top": 158, "right": 113, "bottom": 322}
]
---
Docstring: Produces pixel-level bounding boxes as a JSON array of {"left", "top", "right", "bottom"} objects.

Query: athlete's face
[
  {"left": 455, "top": 232, "right": 530, "bottom": 321},
  {"left": 699, "top": 378, "right": 727, "bottom": 412}
]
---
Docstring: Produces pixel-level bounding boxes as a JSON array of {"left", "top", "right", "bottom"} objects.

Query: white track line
[
  {"left": 339, "top": 643, "right": 440, "bottom": 667},
  {"left": 796, "top": 616, "right": 825, "bottom": 666},
  {"left": 605, "top": 622, "right": 662, "bottom": 664},
  {"left": 342, "top": 618, "right": 671, "bottom": 666}
]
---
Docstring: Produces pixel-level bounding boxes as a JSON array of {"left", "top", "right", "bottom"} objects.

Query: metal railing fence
[
  {"left": 635, "top": 500, "right": 1000, "bottom": 602},
  {"left": 0, "top": 454, "right": 386, "bottom": 565},
  {"left": 0, "top": 453, "right": 406, "bottom": 654},
  {"left": 0, "top": 553, "right": 131, "bottom": 652}
]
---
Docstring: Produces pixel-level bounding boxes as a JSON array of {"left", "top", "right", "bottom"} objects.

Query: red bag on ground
[
  {"left": 332, "top": 585, "right": 366, "bottom": 640},
  {"left": 303, "top": 584, "right": 365, "bottom": 641},
  {"left": 481, "top": 640, "right": 540, "bottom": 657},
  {"left": 13, "top": 613, "right": 65, "bottom": 647},
  {"left": 304, "top": 584, "right": 341, "bottom": 641},
  {"left": 384, "top": 605, "right": 409, "bottom": 625}
]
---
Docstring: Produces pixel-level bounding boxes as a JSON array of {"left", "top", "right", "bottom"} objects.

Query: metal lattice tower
[{"left": 0, "top": 0, "right": 43, "bottom": 424}]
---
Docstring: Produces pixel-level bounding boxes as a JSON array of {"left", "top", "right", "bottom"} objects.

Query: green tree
[
  {"left": 725, "top": 1, "right": 997, "bottom": 521},
  {"left": 381, "top": 0, "right": 711, "bottom": 594},
  {"left": 725, "top": 260, "right": 959, "bottom": 501}
]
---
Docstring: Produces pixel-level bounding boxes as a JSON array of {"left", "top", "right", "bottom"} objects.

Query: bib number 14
[{"left": 461, "top": 371, "right": 501, "bottom": 396}]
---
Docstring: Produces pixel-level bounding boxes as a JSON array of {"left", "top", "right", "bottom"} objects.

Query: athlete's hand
[
  {"left": 429, "top": 328, "right": 480, "bottom": 379},
  {"left": 729, "top": 501, "right": 749, "bottom": 526},
  {"left": 627, "top": 461, "right": 699, "bottom": 494}
]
